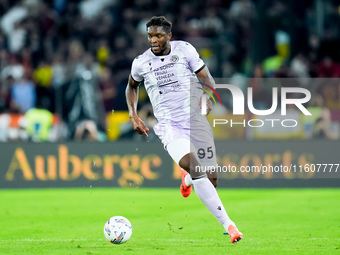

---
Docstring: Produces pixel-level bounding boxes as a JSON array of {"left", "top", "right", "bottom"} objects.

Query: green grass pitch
[{"left": 0, "top": 188, "right": 339, "bottom": 255}]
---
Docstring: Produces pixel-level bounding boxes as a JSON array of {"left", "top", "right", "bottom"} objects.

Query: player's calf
[{"left": 209, "top": 177, "right": 218, "bottom": 187}]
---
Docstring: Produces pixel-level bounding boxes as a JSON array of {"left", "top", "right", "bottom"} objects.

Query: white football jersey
[{"left": 131, "top": 40, "right": 205, "bottom": 122}]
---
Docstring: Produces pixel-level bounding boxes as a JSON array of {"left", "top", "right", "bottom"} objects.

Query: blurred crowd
[{"left": 0, "top": 0, "right": 340, "bottom": 142}]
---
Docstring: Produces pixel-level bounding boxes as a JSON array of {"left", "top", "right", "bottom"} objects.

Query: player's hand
[
  {"left": 130, "top": 115, "right": 149, "bottom": 137},
  {"left": 199, "top": 96, "right": 213, "bottom": 115}
]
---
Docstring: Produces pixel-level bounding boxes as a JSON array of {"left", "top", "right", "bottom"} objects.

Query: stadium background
[
  {"left": 0, "top": 0, "right": 339, "bottom": 187},
  {"left": 0, "top": 1, "right": 339, "bottom": 254}
]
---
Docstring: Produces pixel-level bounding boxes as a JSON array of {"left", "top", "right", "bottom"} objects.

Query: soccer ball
[{"left": 104, "top": 216, "right": 132, "bottom": 244}]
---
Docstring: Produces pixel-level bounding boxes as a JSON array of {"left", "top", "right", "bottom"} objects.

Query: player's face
[{"left": 147, "top": 26, "right": 171, "bottom": 56}]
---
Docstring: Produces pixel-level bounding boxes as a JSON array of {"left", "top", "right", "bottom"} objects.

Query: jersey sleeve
[
  {"left": 130, "top": 57, "right": 143, "bottom": 82},
  {"left": 184, "top": 42, "right": 205, "bottom": 73}
]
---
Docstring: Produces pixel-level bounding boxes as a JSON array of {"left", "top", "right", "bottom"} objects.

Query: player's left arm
[{"left": 196, "top": 66, "right": 215, "bottom": 115}]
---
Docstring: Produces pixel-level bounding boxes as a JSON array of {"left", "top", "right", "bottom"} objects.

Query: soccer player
[{"left": 126, "top": 16, "right": 243, "bottom": 244}]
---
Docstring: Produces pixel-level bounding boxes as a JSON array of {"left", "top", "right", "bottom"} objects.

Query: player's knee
[
  {"left": 209, "top": 178, "right": 218, "bottom": 188},
  {"left": 179, "top": 153, "right": 201, "bottom": 175},
  {"left": 178, "top": 153, "right": 191, "bottom": 173}
]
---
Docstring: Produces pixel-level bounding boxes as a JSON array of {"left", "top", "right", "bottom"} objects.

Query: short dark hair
[{"left": 146, "top": 16, "right": 172, "bottom": 33}]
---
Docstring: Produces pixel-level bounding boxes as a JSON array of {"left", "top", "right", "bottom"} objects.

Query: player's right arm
[{"left": 126, "top": 75, "right": 149, "bottom": 137}]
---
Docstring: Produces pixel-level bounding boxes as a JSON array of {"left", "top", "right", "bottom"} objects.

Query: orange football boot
[
  {"left": 227, "top": 225, "right": 243, "bottom": 243},
  {"left": 180, "top": 169, "right": 192, "bottom": 198}
]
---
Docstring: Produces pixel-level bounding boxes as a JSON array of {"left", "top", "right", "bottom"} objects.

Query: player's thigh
[
  {"left": 191, "top": 127, "right": 218, "bottom": 178},
  {"left": 167, "top": 138, "right": 193, "bottom": 166}
]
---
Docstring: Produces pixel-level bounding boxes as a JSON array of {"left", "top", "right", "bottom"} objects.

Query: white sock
[
  {"left": 192, "top": 177, "right": 235, "bottom": 232},
  {"left": 184, "top": 173, "right": 193, "bottom": 186}
]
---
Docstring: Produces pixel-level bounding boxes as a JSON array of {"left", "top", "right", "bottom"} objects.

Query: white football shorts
[{"left": 154, "top": 115, "right": 217, "bottom": 169}]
